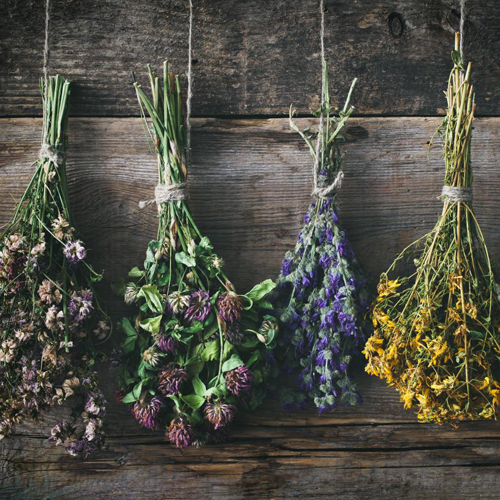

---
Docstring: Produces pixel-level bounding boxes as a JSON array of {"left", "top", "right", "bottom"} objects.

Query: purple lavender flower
[
  {"left": 158, "top": 366, "right": 188, "bottom": 396},
  {"left": 184, "top": 289, "right": 211, "bottom": 322},
  {"left": 133, "top": 397, "right": 163, "bottom": 430},
  {"left": 167, "top": 417, "right": 194, "bottom": 448},
  {"left": 68, "top": 289, "right": 94, "bottom": 323},
  {"left": 64, "top": 240, "right": 86, "bottom": 265},
  {"left": 203, "top": 400, "right": 236, "bottom": 429},
  {"left": 157, "top": 335, "right": 179, "bottom": 355},
  {"left": 280, "top": 258, "right": 293, "bottom": 276},
  {"left": 225, "top": 366, "right": 253, "bottom": 397}
]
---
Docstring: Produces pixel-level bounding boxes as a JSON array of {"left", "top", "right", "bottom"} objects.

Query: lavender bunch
[
  {"left": 0, "top": 76, "right": 109, "bottom": 457},
  {"left": 117, "top": 63, "right": 279, "bottom": 448},
  {"left": 276, "top": 62, "right": 370, "bottom": 412}
]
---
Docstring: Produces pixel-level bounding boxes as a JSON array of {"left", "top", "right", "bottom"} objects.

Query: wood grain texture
[
  {"left": 1, "top": 116, "right": 500, "bottom": 499},
  {"left": 2, "top": 0, "right": 500, "bottom": 117}
]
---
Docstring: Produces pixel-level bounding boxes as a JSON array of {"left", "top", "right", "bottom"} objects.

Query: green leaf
[
  {"left": 175, "top": 251, "right": 196, "bottom": 268},
  {"left": 132, "top": 381, "right": 144, "bottom": 400},
  {"left": 184, "top": 320, "right": 204, "bottom": 334},
  {"left": 222, "top": 340, "right": 234, "bottom": 361},
  {"left": 186, "top": 360, "right": 205, "bottom": 376},
  {"left": 245, "top": 279, "right": 276, "bottom": 302},
  {"left": 139, "top": 315, "right": 162, "bottom": 334},
  {"left": 246, "top": 350, "right": 261, "bottom": 368},
  {"left": 451, "top": 49, "right": 464, "bottom": 71},
  {"left": 121, "top": 318, "right": 137, "bottom": 337},
  {"left": 222, "top": 354, "right": 244, "bottom": 373},
  {"left": 192, "top": 376, "right": 207, "bottom": 397},
  {"left": 121, "top": 334, "right": 137, "bottom": 354},
  {"left": 111, "top": 278, "right": 126, "bottom": 296},
  {"left": 201, "top": 340, "right": 220, "bottom": 361},
  {"left": 257, "top": 300, "right": 274, "bottom": 310},
  {"left": 122, "top": 391, "right": 137, "bottom": 404},
  {"left": 137, "top": 284, "right": 163, "bottom": 313},
  {"left": 128, "top": 266, "right": 144, "bottom": 278},
  {"left": 181, "top": 394, "right": 205, "bottom": 410}
]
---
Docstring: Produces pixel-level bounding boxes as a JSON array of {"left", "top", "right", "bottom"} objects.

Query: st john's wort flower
[
  {"left": 184, "top": 289, "right": 211, "bottom": 322},
  {"left": 225, "top": 366, "right": 253, "bottom": 397}
]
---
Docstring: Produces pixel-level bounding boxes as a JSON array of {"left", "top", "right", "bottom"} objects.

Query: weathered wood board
[
  {"left": 2, "top": 0, "right": 500, "bottom": 117},
  {"left": 1, "top": 116, "right": 500, "bottom": 499}
]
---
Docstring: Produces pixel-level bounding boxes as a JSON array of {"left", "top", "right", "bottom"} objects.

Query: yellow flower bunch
[{"left": 364, "top": 35, "right": 500, "bottom": 424}]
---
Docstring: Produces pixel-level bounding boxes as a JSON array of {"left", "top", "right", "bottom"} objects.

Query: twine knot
[
  {"left": 39, "top": 143, "right": 66, "bottom": 166},
  {"left": 312, "top": 170, "right": 344, "bottom": 200},
  {"left": 139, "top": 182, "right": 188, "bottom": 209},
  {"left": 440, "top": 186, "right": 473, "bottom": 203}
]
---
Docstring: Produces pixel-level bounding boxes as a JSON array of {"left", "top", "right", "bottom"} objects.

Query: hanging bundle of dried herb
[
  {"left": 276, "top": 61, "right": 370, "bottom": 412},
  {"left": 364, "top": 34, "right": 500, "bottom": 424},
  {"left": 0, "top": 76, "right": 109, "bottom": 456},
  {"left": 116, "top": 63, "right": 279, "bottom": 448}
]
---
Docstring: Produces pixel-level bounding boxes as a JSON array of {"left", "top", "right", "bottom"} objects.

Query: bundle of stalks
[
  {"left": 117, "top": 63, "right": 279, "bottom": 447},
  {"left": 0, "top": 76, "right": 109, "bottom": 456},
  {"left": 276, "top": 61, "right": 370, "bottom": 412},
  {"left": 364, "top": 34, "right": 500, "bottom": 423}
]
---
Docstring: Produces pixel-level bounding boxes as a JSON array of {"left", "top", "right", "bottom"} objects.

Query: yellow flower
[
  {"left": 377, "top": 279, "right": 401, "bottom": 301},
  {"left": 363, "top": 336, "right": 385, "bottom": 357}
]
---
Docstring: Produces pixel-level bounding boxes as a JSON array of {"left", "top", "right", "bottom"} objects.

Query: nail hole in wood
[{"left": 388, "top": 12, "right": 405, "bottom": 38}]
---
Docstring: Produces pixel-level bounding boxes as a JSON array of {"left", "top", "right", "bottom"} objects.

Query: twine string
[
  {"left": 186, "top": 0, "right": 194, "bottom": 161},
  {"left": 460, "top": 0, "right": 466, "bottom": 61},
  {"left": 41, "top": 0, "right": 51, "bottom": 147},
  {"left": 441, "top": 186, "right": 473, "bottom": 203}
]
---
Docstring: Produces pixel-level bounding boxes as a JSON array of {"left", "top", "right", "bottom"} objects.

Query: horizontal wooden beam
[
  {"left": 1, "top": 0, "right": 499, "bottom": 117},
  {"left": 2, "top": 116, "right": 500, "bottom": 498}
]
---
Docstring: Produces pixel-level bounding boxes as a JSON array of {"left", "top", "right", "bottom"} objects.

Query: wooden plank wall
[{"left": 2, "top": 1, "right": 500, "bottom": 498}]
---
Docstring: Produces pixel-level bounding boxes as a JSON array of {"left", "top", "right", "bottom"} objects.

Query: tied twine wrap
[
  {"left": 39, "top": 143, "right": 66, "bottom": 166},
  {"left": 138, "top": 182, "right": 188, "bottom": 209},
  {"left": 312, "top": 170, "right": 344, "bottom": 199},
  {"left": 440, "top": 185, "right": 473, "bottom": 203}
]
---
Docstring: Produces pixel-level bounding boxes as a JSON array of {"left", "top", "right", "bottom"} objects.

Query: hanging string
[
  {"left": 312, "top": 0, "right": 326, "bottom": 198},
  {"left": 41, "top": 0, "right": 51, "bottom": 145},
  {"left": 186, "top": 0, "right": 194, "bottom": 163},
  {"left": 459, "top": 0, "right": 466, "bottom": 61}
]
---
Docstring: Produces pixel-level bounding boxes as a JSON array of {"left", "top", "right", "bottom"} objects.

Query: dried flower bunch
[
  {"left": 117, "top": 63, "right": 279, "bottom": 448},
  {"left": 0, "top": 76, "right": 109, "bottom": 457},
  {"left": 276, "top": 62, "right": 370, "bottom": 412},
  {"left": 364, "top": 35, "right": 500, "bottom": 424}
]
